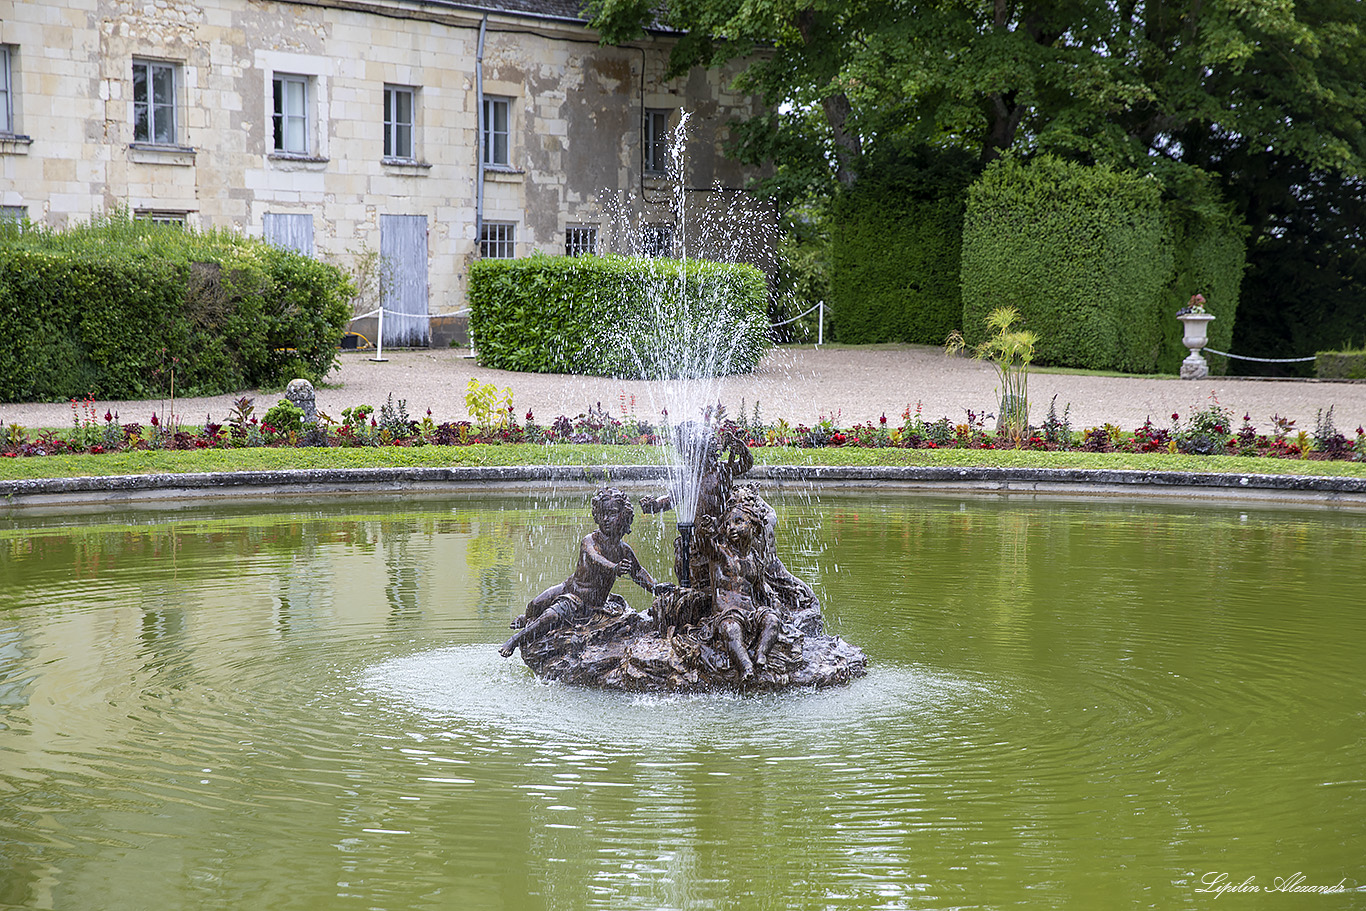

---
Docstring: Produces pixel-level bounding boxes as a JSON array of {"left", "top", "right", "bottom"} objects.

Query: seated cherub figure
[
  {"left": 640, "top": 423, "right": 753, "bottom": 590},
  {"left": 499, "top": 487, "right": 667, "bottom": 658},
  {"left": 699, "top": 486, "right": 782, "bottom": 682}
]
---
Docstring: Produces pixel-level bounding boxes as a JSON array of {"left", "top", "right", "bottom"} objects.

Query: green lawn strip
[{"left": 3, "top": 444, "right": 1363, "bottom": 481}]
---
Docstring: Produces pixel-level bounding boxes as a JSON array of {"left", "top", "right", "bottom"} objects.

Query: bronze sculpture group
[{"left": 498, "top": 427, "right": 867, "bottom": 693}]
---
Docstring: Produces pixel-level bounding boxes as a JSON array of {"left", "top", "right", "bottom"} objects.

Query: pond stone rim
[{"left": 3, "top": 464, "right": 1365, "bottom": 509}]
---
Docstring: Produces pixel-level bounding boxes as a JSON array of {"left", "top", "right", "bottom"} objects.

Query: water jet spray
[{"left": 676, "top": 521, "right": 694, "bottom": 587}]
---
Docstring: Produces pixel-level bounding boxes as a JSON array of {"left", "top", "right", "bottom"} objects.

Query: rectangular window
[
  {"left": 644, "top": 108, "right": 672, "bottom": 174},
  {"left": 133, "top": 58, "right": 178, "bottom": 145},
  {"left": 384, "top": 84, "right": 415, "bottom": 160},
  {"left": 273, "top": 73, "right": 310, "bottom": 154},
  {"left": 482, "top": 96, "right": 509, "bottom": 167},
  {"left": 0, "top": 205, "right": 27, "bottom": 225},
  {"left": 565, "top": 225, "right": 598, "bottom": 257},
  {"left": 0, "top": 47, "right": 13, "bottom": 134},
  {"left": 134, "top": 208, "right": 187, "bottom": 227},
  {"left": 479, "top": 221, "right": 515, "bottom": 258},
  {"left": 641, "top": 223, "right": 674, "bottom": 257}
]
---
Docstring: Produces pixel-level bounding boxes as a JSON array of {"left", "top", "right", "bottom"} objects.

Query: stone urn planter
[{"left": 1178, "top": 312, "right": 1216, "bottom": 379}]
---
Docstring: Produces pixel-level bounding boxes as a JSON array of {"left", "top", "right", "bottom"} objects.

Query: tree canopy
[{"left": 588, "top": 0, "right": 1366, "bottom": 205}]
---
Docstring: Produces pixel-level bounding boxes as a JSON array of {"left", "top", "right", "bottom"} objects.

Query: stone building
[{"left": 0, "top": 0, "right": 775, "bottom": 344}]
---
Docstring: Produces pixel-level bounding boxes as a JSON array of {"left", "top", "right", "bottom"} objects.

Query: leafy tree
[
  {"left": 588, "top": 0, "right": 1366, "bottom": 197},
  {"left": 1221, "top": 156, "right": 1366, "bottom": 374}
]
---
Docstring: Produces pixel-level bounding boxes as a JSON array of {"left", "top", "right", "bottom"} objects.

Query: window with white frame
[
  {"left": 0, "top": 205, "right": 27, "bottom": 225},
  {"left": 133, "top": 58, "right": 179, "bottom": 145},
  {"left": 644, "top": 108, "right": 672, "bottom": 174},
  {"left": 0, "top": 47, "right": 13, "bottom": 135},
  {"left": 479, "top": 222, "right": 515, "bottom": 258},
  {"left": 641, "top": 223, "right": 674, "bottom": 257},
  {"left": 565, "top": 225, "right": 598, "bottom": 257},
  {"left": 482, "top": 96, "right": 510, "bottom": 167},
  {"left": 384, "top": 84, "right": 415, "bottom": 160},
  {"left": 272, "top": 73, "right": 311, "bottom": 154}
]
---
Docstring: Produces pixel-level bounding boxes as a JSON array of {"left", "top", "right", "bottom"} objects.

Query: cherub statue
[
  {"left": 640, "top": 422, "right": 753, "bottom": 589},
  {"left": 499, "top": 487, "right": 668, "bottom": 658},
  {"left": 641, "top": 422, "right": 819, "bottom": 624},
  {"left": 697, "top": 486, "right": 782, "bottom": 682}
]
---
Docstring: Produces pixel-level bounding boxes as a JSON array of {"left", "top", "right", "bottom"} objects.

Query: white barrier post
[
  {"left": 371, "top": 307, "right": 388, "bottom": 362},
  {"left": 817, "top": 300, "right": 824, "bottom": 347}
]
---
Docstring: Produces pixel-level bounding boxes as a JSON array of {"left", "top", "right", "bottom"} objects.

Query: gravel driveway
[{"left": 3, "top": 344, "right": 1364, "bottom": 436}]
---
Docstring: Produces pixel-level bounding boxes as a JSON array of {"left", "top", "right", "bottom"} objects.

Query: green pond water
[{"left": 0, "top": 490, "right": 1362, "bottom": 910}]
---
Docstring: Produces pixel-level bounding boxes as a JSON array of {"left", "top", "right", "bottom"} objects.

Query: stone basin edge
[{"left": 3, "top": 464, "right": 1366, "bottom": 510}]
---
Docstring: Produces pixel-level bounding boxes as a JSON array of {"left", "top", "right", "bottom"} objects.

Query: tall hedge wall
[
  {"left": 1156, "top": 182, "right": 1247, "bottom": 375},
  {"left": 963, "top": 157, "right": 1171, "bottom": 373},
  {"left": 830, "top": 148, "right": 976, "bottom": 344},
  {"left": 0, "top": 216, "right": 352, "bottom": 403},
  {"left": 468, "top": 254, "right": 770, "bottom": 379},
  {"left": 961, "top": 157, "right": 1247, "bottom": 374}
]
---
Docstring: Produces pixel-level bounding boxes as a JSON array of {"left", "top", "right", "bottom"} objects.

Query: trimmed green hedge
[
  {"left": 1316, "top": 351, "right": 1366, "bottom": 380},
  {"left": 830, "top": 147, "right": 976, "bottom": 345},
  {"left": 0, "top": 215, "right": 352, "bottom": 402},
  {"left": 962, "top": 156, "right": 1172, "bottom": 372},
  {"left": 468, "top": 254, "right": 770, "bottom": 378},
  {"left": 961, "top": 157, "right": 1246, "bottom": 374}
]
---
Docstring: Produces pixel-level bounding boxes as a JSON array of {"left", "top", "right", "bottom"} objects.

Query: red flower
[
  {"left": 150, "top": 413, "right": 159, "bottom": 427},
  {"left": 879, "top": 413, "right": 887, "bottom": 425},
  {"left": 1171, "top": 413, "right": 1180, "bottom": 421}
]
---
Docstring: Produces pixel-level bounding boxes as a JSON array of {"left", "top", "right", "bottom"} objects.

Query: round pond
[{"left": 0, "top": 491, "right": 1362, "bottom": 909}]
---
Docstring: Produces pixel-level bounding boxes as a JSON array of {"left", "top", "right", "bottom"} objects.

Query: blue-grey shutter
[
  {"left": 263, "top": 212, "right": 314, "bottom": 257},
  {"left": 380, "top": 214, "right": 429, "bottom": 347}
]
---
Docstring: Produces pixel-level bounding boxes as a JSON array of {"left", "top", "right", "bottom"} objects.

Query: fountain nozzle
[{"left": 677, "top": 521, "right": 694, "bottom": 588}]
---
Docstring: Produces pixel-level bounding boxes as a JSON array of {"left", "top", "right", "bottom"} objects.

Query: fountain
[
  {"left": 497, "top": 432, "right": 867, "bottom": 692},
  {"left": 493, "top": 114, "right": 866, "bottom": 692}
]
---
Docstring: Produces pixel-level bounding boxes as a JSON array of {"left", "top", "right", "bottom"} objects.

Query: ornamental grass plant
[{"left": 945, "top": 307, "right": 1039, "bottom": 440}]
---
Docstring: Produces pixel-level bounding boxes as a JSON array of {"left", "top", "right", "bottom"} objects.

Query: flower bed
[{"left": 2, "top": 394, "right": 1363, "bottom": 463}]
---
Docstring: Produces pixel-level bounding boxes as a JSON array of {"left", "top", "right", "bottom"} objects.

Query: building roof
[{"left": 443, "top": 0, "right": 593, "bottom": 24}]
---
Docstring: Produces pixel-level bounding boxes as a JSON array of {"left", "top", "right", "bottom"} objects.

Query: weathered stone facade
[{"left": 0, "top": 0, "right": 775, "bottom": 338}]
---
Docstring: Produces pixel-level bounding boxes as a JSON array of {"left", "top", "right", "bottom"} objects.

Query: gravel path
[{"left": 3, "top": 344, "right": 1364, "bottom": 436}]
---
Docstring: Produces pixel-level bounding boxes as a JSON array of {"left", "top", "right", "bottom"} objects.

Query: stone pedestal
[{"left": 1180, "top": 353, "right": 1209, "bottom": 380}]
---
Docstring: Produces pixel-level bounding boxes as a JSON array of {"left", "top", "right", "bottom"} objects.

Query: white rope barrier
[
  {"left": 348, "top": 307, "right": 474, "bottom": 361},
  {"left": 768, "top": 301, "right": 823, "bottom": 328},
  {"left": 1204, "top": 348, "right": 1317, "bottom": 364},
  {"left": 350, "top": 307, "right": 471, "bottom": 322}
]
